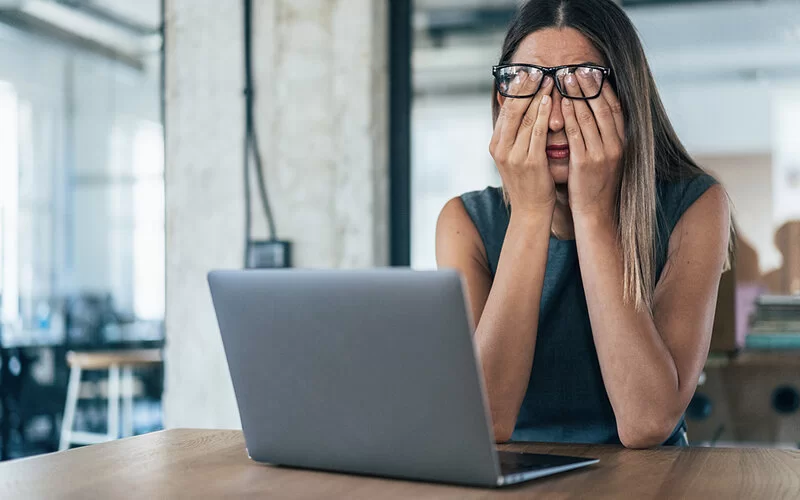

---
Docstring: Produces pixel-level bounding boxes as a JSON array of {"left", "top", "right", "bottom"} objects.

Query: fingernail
[
  {"left": 543, "top": 76, "right": 553, "bottom": 88},
  {"left": 541, "top": 95, "right": 550, "bottom": 105},
  {"left": 565, "top": 74, "right": 576, "bottom": 85},
  {"left": 579, "top": 67, "right": 592, "bottom": 78},
  {"left": 593, "top": 72, "right": 602, "bottom": 85}
]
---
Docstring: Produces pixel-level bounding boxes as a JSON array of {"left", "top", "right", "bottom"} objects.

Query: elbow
[
  {"left": 493, "top": 423, "right": 514, "bottom": 444},
  {"left": 617, "top": 416, "right": 677, "bottom": 450}
]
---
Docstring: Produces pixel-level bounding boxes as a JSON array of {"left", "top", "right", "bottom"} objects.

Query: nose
[{"left": 549, "top": 90, "right": 565, "bottom": 133}]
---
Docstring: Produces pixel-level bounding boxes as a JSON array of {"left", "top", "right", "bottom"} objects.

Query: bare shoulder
[
  {"left": 689, "top": 183, "right": 729, "bottom": 217},
  {"left": 661, "top": 183, "right": 731, "bottom": 286},
  {"left": 673, "top": 183, "right": 730, "bottom": 241},
  {"left": 436, "top": 197, "right": 478, "bottom": 238},
  {"left": 436, "top": 196, "right": 492, "bottom": 324},
  {"left": 435, "top": 196, "right": 488, "bottom": 269}
]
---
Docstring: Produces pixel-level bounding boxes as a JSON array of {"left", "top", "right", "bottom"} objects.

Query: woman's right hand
[{"left": 489, "top": 74, "right": 555, "bottom": 215}]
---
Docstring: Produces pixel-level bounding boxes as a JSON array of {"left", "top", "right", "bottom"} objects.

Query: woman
[{"left": 435, "top": 0, "right": 731, "bottom": 448}]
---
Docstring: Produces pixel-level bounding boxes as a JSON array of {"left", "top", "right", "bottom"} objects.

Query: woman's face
[{"left": 498, "top": 28, "right": 607, "bottom": 185}]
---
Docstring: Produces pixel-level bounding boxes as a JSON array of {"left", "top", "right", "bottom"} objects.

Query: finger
[
  {"left": 528, "top": 84, "right": 554, "bottom": 161},
  {"left": 577, "top": 67, "right": 619, "bottom": 146},
  {"left": 510, "top": 77, "right": 553, "bottom": 159},
  {"left": 492, "top": 71, "right": 541, "bottom": 154},
  {"left": 563, "top": 73, "right": 603, "bottom": 154},
  {"left": 491, "top": 72, "right": 532, "bottom": 150},
  {"left": 599, "top": 80, "right": 625, "bottom": 142},
  {"left": 561, "top": 91, "right": 585, "bottom": 159}
]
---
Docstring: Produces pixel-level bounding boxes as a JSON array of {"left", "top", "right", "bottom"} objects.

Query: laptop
[{"left": 208, "top": 269, "right": 598, "bottom": 488}]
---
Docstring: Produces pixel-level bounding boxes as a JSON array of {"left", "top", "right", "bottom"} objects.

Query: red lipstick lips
[{"left": 546, "top": 143, "right": 570, "bottom": 160}]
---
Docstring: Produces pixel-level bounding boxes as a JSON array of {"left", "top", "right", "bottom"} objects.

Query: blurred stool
[{"left": 59, "top": 349, "right": 162, "bottom": 451}]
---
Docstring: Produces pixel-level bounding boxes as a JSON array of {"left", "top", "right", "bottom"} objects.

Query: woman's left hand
[{"left": 561, "top": 68, "right": 625, "bottom": 221}]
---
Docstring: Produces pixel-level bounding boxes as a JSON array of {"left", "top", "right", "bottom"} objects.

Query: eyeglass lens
[{"left": 496, "top": 65, "right": 604, "bottom": 99}]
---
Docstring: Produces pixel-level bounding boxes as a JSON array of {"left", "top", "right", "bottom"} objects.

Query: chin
[{"left": 548, "top": 162, "right": 569, "bottom": 185}]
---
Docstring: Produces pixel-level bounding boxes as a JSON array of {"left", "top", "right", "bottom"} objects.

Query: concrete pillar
[{"left": 164, "top": 0, "right": 388, "bottom": 429}]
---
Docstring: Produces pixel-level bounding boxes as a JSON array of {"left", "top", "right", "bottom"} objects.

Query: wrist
[
  {"left": 508, "top": 209, "right": 554, "bottom": 235},
  {"left": 573, "top": 210, "right": 616, "bottom": 235},
  {"left": 510, "top": 199, "right": 555, "bottom": 220}
]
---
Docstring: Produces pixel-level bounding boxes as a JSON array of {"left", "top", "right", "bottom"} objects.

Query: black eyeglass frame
[{"left": 491, "top": 63, "right": 613, "bottom": 100}]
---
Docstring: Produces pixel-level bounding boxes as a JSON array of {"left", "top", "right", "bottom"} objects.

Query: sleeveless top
[{"left": 460, "top": 174, "right": 717, "bottom": 445}]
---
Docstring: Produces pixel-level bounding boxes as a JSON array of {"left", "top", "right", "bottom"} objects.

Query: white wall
[
  {"left": 411, "top": 93, "right": 499, "bottom": 270},
  {"left": 164, "top": 0, "right": 388, "bottom": 429},
  {"left": 657, "top": 82, "right": 771, "bottom": 156},
  {"left": 696, "top": 154, "right": 777, "bottom": 273}
]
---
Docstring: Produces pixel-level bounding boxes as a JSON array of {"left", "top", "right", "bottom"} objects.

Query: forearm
[
  {"left": 475, "top": 211, "right": 551, "bottom": 440},
  {"left": 573, "top": 214, "right": 682, "bottom": 446}
]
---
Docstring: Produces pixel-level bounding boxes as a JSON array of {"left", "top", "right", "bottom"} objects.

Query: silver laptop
[{"left": 208, "top": 269, "right": 598, "bottom": 488}]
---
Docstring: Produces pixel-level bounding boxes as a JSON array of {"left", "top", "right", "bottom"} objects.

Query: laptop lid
[{"left": 208, "top": 269, "right": 502, "bottom": 487}]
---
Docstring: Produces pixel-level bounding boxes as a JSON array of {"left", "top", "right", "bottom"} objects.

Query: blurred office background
[
  {"left": 0, "top": 0, "right": 164, "bottom": 459},
  {"left": 1, "top": 0, "right": 799, "bottom": 460}
]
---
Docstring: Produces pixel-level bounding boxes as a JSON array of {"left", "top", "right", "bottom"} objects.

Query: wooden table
[{"left": 2, "top": 429, "right": 799, "bottom": 499}]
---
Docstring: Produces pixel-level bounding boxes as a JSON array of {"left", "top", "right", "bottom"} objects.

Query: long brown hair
[{"left": 494, "top": 0, "right": 731, "bottom": 312}]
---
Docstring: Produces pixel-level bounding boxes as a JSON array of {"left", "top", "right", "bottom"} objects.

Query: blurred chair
[
  {"left": 58, "top": 349, "right": 162, "bottom": 451},
  {"left": 710, "top": 228, "right": 772, "bottom": 353},
  {"left": 710, "top": 268, "right": 737, "bottom": 353},
  {"left": 763, "top": 221, "right": 800, "bottom": 295},
  {"left": 733, "top": 231, "right": 767, "bottom": 348}
]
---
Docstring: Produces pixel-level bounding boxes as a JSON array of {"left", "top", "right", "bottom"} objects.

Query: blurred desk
[
  {"left": 1, "top": 429, "right": 799, "bottom": 499},
  {"left": 693, "top": 351, "right": 800, "bottom": 446},
  {"left": 0, "top": 338, "right": 164, "bottom": 460}
]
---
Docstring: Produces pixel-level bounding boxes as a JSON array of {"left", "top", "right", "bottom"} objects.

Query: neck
[{"left": 551, "top": 185, "right": 575, "bottom": 240}]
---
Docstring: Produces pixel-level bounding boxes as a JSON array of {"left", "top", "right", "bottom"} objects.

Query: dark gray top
[{"left": 460, "top": 174, "right": 717, "bottom": 445}]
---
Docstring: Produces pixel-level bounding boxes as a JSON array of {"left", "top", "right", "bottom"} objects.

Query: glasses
[{"left": 492, "top": 63, "right": 612, "bottom": 100}]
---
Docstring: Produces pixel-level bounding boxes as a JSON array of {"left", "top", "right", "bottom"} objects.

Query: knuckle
[
  {"left": 532, "top": 124, "right": 547, "bottom": 138},
  {"left": 499, "top": 106, "right": 512, "bottom": 119},
  {"left": 566, "top": 126, "right": 582, "bottom": 138},
  {"left": 509, "top": 150, "right": 527, "bottom": 166},
  {"left": 577, "top": 110, "right": 594, "bottom": 123},
  {"left": 595, "top": 106, "right": 612, "bottom": 119},
  {"left": 520, "top": 113, "right": 536, "bottom": 129},
  {"left": 610, "top": 102, "right": 623, "bottom": 115}
]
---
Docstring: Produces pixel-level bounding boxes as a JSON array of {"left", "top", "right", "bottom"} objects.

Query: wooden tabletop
[{"left": 2, "top": 429, "right": 799, "bottom": 499}]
